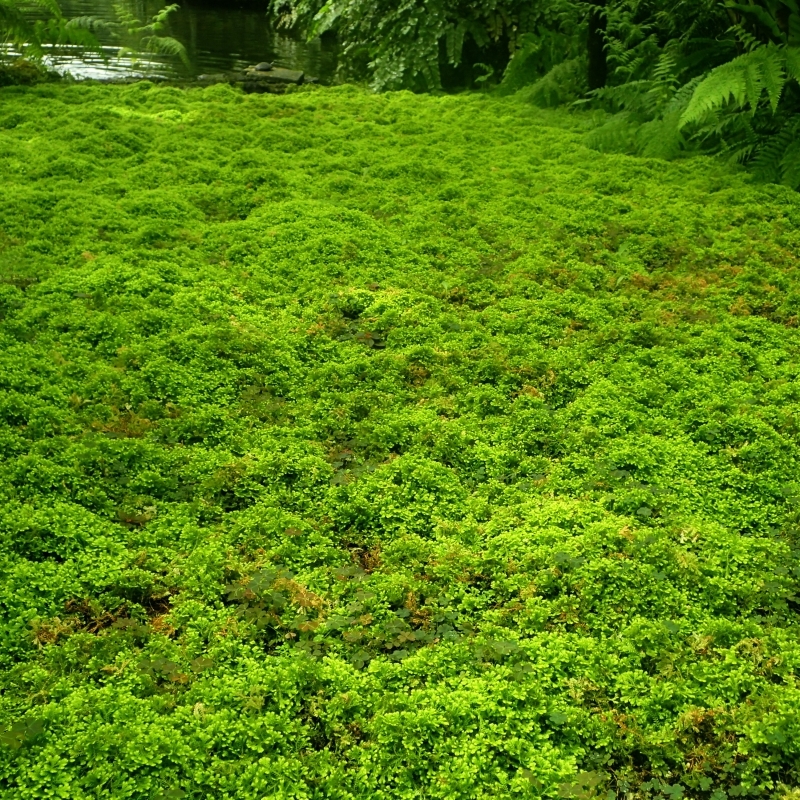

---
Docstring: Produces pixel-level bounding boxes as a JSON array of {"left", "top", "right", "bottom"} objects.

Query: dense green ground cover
[{"left": 1, "top": 82, "right": 800, "bottom": 799}]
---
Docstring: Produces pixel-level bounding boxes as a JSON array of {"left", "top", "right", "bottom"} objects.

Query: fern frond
[
  {"left": 586, "top": 111, "right": 640, "bottom": 154},
  {"left": 727, "top": 2, "right": 783, "bottom": 41},
  {"left": 65, "top": 16, "right": 115, "bottom": 35},
  {"left": 465, "top": 17, "right": 490, "bottom": 49},
  {"left": 2, "top": 0, "right": 60, "bottom": 17},
  {"left": 781, "top": 137, "right": 800, "bottom": 188},
  {"left": 636, "top": 107, "right": 685, "bottom": 158},
  {"left": 786, "top": 46, "right": 800, "bottom": 80},
  {"left": 151, "top": 4, "right": 181, "bottom": 32},
  {"left": 585, "top": 79, "right": 655, "bottom": 113},
  {"left": 752, "top": 118, "right": 797, "bottom": 182},
  {"left": 761, "top": 44, "right": 787, "bottom": 109},
  {"left": 651, "top": 50, "right": 679, "bottom": 87},
  {"left": 112, "top": 2, "right": 141, "bottom": 34},
  {"left": 445, "top": 19, "right": 466, "bottom": 66},
  {"left": 500, "top": 25, "right": 578, "bottom": 96},
  {"left": 670, "top": 73, "right": 704, "bottom": 107},
  {"left": 45, "top": 18, "right": 102, "bottom": 50},
  {"left": 728, "top": 23, "right": 762, "bottom": 52},
  {"left": 140, "top": 35, "right": 190, "bottom": 69},
  {"left": 680, "top": 44, "right": 788, "bottom": 127},
  {"left": 789, "top": 12, "right": 800, "bottom": 46},
  {"left": 500, "top": 31, "right": 541, "bottom": 92},
  {"left": 0, "top": 0, "right": 64, "bottom": 59},
  {"left": 108, "top": 2, "right": 188, "bottom": 72},
  {"left": 517, "top": 57, "right": 585, "bottom": 106}
]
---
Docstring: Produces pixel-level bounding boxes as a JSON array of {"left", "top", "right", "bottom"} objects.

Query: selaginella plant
[{"left": 0, "top": 78, "right": 799, "bottom": 797}]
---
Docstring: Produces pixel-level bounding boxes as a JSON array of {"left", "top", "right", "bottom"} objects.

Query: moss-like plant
[{"left": 0, "top": 80, "right": 799, "bottom": 798}]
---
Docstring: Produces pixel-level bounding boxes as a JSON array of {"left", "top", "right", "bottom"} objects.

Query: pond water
[{"left": 37, "top": 0, "right": 338, "bottom": 83}]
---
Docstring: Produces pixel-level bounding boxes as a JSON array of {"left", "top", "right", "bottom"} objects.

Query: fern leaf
[
  {"left": 112, "top": 2, "right": 140, "bottom": 34},
  {"left": 727, "top": 2, "right": 783, "bottom": 41},
  {"left": 742, "top": 47, "right": 768, "bottom": 111},
  {"left": 781, "top": 137, "right": 800, "bottom": 189},
  {"left": 466, "top": 18, "right": 490, "bottom": 49},
  {"left": 752, "top": 121, "right": 796, "bottom": 182},
  {"left": 65, "top": 16, "right": 115, "bottom": 35},
  {"left": 680, "top": 58, "right": 748, "bottom": 125},
  {"left": 586, "top": 111, "right": 639, "bottom": 154},
  {"left": 790, "top": 13, "right": 800, "bottom": 46},
  {"left": 651, "top": 50, "right": 679, "bottom": 87},
  {"left": 786, "top": 46, "right": 800, "bottom": 81},
  {"left": 141, "top": 35, "right": 190, "bottom": 69},
  {"left": 742, "top": 47, "right": 768, "bottom": 112},
  {"left": 7, "top": 0, "right": 60, "bottom": 17},
  {"left": 151, "top": 4, "right": 181, "bottom": 32},
  {"left": 680, "top": 45, "right": 787, "bottom": 127},
  {"left": 445, "top": 20, "right": 466, "bottom": 66},
  {"left": 519, "top": 58, "right": 585, "bottom": 107},
  {"left": 637, "top": 107, "right": 685, "bottom": 159},
  {"left": 729, "top": 23, "right": 762, "bottom": 53},
  {"left": 758, "top": 45, "right": 786, "bottom": 110},
  {"left": 500, "top": 32, "right": 541, "bottom": 92}
]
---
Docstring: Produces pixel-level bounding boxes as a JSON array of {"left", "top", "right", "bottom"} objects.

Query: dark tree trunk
[{"left": 587, "top": 1, "right": 608, "bottom": 91}]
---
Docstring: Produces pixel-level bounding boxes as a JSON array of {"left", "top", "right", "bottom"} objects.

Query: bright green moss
[{"left": 1, "top": 81, "right": 800, "bottom": 799}]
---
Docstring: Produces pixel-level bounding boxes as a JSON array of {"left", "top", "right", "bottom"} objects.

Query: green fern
[
  {"left": 679, "top": 44, "right": 797, "bottom": 126},
  {"left": 64, "top": 15, "right": 114, "bottom": 36},
  {"left": 728, "top": 22, "right": 765, "bottom": 53},
  {"left": 585, "top": 111, "right": 640, "bottom": 153},
  {"left": 787, "top": 45, "right": 800, "bottom": 78},
  {"left": 515, "top": 57, "right": 586, "bottom": 106},
  {"left": 751, "top": 115, "right": 800, "bottom": 186},
  {"left": 586, "top": 75, "right": 700, "bottom": 158},
  {"left": 141, "top": 35, "right": 188, "bottom": 65},
  {"left": 584, "top": 6, "right": 800, "bottom": 189},
  {"left": 111, "top": 2, "right": 190, "bottom": 71},
  {"left": 781, "top": 134, "right": 800, "bottom": 186},
  {"left": 500, "top": 28, "right": 580, "bottom": 96},
  {"left": 636, "top": 76, "right": 700, "bottom": 157}
]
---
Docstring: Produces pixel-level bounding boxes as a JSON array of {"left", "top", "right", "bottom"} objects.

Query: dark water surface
[{"left": 40, "top": 0, "right": 338, "bottom": 82}]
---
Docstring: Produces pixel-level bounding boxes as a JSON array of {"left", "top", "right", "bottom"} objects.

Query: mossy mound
[
  {"left": 0, "top": 59, "right": 51, "bottom": 87},
  {"left": 1, "top": 82, "right": 800, "bottom": 799}
]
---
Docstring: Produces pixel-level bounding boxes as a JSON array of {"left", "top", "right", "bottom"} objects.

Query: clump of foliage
[
  {"left": 584, "top": 0, "right": 800, "bottom": 188},
  {"left": 268, "top": 0, "right": 577, "bottom": 90},
  {"left": 0, "top": 56, "right": 43, "bottom": 85},
  {"left": 1, "top": 81, "right": 800, "bottom": 797}
]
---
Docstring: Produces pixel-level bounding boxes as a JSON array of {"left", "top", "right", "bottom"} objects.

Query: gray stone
[{"left": 243, "top": 66, "right": 304, "bottom": 85}]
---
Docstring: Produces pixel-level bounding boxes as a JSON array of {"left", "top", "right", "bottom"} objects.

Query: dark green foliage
[
  {"left": 269, "top": 0, "right": 575, "bottom": 90},
  {"left": 1, "top": 81, "right": 800, "bottom": 797},
  {"left": 0, "top": 57, "right": 46, "bottom": 86},
  {"left": 579, "top": 1, "right": 800, "bottom": 186}
]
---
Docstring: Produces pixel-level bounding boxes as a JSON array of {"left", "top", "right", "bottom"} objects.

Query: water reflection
[
  {"left": 43, "top": 45, "right": 172, "bottom": 79},
  {"left": 38, "top": 0, "right": 338, "bottom": 81}
]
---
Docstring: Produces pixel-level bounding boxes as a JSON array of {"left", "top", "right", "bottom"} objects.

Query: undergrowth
[{"left": 1, "top": 82, "right": 800, "bottom": 799}]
